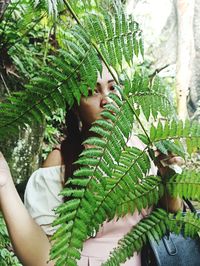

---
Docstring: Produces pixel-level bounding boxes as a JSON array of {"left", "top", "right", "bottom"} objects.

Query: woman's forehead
[{"left": 96, "top": 63, "right": 117, "bottom": 83}]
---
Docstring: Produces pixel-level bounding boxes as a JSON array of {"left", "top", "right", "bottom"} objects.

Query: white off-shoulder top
[{"left": 24, "top": 165, "right": 65, "bottom": 236}]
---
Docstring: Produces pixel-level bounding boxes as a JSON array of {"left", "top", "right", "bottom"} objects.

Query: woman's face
[{"left": 77, "top": 63, "right": 118, "bottom": 128}]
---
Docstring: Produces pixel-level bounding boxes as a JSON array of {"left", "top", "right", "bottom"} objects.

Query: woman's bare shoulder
[{"left": 42, "top": 146, "right": 62, "bottom": 168}]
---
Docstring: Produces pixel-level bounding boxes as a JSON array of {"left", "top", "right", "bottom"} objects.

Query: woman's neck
[{"left": 81, "top": 125, "right": 92, "bottom": 140}]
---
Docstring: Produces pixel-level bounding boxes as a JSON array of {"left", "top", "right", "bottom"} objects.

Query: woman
[{"left": 0, "top": 62, "right": 182, "bottom": 266}]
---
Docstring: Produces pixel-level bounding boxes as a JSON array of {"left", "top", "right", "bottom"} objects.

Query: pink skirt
[
  {"left": 77, "top": 211, "right": 146, "bottom": 266},
  {"left": 78, "top": 252, "right": 141, "bottom": 266}
]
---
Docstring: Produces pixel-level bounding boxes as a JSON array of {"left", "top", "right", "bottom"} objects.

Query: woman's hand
[
  {"left": 0, "top": 152, "right": 12, "bottom": 188},
  {"left": 155, "top": 151, "right": 184, "bottom": 212},
  {"left": 155, "top": 151, "right": 184, "bottom": 178}
]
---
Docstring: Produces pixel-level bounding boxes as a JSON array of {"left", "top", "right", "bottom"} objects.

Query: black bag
[{"left": 141, "top": 200, "right": 200, "bottom": 266}]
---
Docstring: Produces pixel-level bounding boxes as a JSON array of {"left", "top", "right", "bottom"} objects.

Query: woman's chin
[{"left": 94, "top": 114, "right": 102, "bottom": 122}]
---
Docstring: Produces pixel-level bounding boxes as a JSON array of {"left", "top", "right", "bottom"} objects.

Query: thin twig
[
  {"left": 149, "top": 64, "right": 170, "bottom": 79},
  {"left": 0, "top": 73, "right": 11, "bottom": 96}
]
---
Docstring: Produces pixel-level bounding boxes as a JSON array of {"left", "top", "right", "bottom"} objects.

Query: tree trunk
[
  {"left": 175, "top": 0, "right": 195, "bottom": 120},
  {"left": 0, "top": 123, "right": 45, "bottom": 184},
  {"left": 188, "top": 0, "right": 200, "bottom": 120}
]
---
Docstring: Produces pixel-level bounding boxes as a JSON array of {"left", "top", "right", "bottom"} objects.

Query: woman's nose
[{"left": 100, "top": 94, "right": 110, "bottom": 108}]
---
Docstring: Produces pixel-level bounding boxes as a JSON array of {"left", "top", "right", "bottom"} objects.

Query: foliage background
[{"left": 0, "top": 0, "right": 200, "bottom": 265}]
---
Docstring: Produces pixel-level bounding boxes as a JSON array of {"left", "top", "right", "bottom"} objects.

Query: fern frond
[
  {"left": 62, "top": 0, "right": 103, "bottom": 20},
  {"left": 86, "top": 148, "right": 156, "bottom": 233},
  {"left": 166, "top": 170, "right": 200, "bottom": 200},
  {"left": 103, "top": 209, "right": 200, "bottom": 266},
  {"left": 84, "top": 8, "right": 143, "bottom": 70},
  {"left": 102, "top": 209, "right": 168, "bottom": 266},
  {"left": 123, "top": 73, "right": 176, "bottom": 120},
  {"left": 33, "top": 0, "right": 64, "bottom": 17},
  {"left": 154, "top": 139, "right": 186, "bottom": 158},
  {"left": 0, "top": 4, "right": 147, "bottom": 140},
  {"left": 50, "top": 91, "right": 138, "bottom": 265},
  {"left": 115, "top": 175, "right": 164, "bottom": 217},
  {"left": 0, "top": 26, "right": 101, "bottom": 139},
  {"left": 168, "top": 211, "right": 200, "bottom": 238},
  {"left": 150, "top": 119, "right": 200, "bottom": 154}
]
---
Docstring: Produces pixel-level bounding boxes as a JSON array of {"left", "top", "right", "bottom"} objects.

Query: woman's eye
[
  {"left": 110, "top": 85, "right": 115, "bottom": 91},
  {"left": 94, "top": 89, "right": 99, "bottom": 94},
  {"left": 88, "top": 89, "right": 93, "bottom": 96},
  {"left": 88, "top": 89, "right": 99, "bottom": 96}
]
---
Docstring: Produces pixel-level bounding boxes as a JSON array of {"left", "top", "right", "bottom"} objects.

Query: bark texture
[
  {"left": 0, "top": 123, "right": 45, "bottom": 184},
  {"left": 188, "top": 0, "right": 200, "bottom": 120},
  {"left": 175, "top": 0, "right": 194, "bottom": 120}
]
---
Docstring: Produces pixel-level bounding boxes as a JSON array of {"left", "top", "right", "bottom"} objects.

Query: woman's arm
[
  {"left": 42, "top": 148, "right": 62, "bottom": 168},
  {"left": 0, "top": 152, "right": 54, "bottom": 266},
  {"left": 158, "top": 192, "right": 183, "bottom": 213}
]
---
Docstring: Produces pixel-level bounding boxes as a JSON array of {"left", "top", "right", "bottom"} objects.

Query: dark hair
[{"left": 60, "top": 108, "right": 84, "bottom": 197}]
